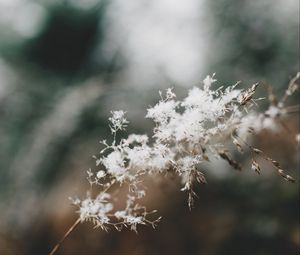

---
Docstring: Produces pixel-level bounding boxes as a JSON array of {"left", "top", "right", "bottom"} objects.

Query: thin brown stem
[{"left": 48, "top": 218, "right": 81, "bottom": 255}]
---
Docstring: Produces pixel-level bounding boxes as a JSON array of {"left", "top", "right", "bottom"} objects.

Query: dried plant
[{"left": 49, "top": 72, "right": 299, "bottom": 254}]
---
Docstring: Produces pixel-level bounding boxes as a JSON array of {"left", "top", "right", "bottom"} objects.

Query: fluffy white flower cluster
[{"left": 74, "top": 73, "right": 298, "bottom": 231}]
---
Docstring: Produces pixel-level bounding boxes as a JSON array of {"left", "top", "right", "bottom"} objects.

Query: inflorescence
[{"left": 72, "top": 73, "right": 299, "bottom": 232}]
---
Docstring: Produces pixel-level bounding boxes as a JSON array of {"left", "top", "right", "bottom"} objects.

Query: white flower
[
  {"left": 203, "top": 73, "right": 217, "bottom": 90},
  {"left": 102, "top": 151, "right": 127, "bottom": 181},
  {"left": 75, "top": 73, "right": 298, "bottom": 232},
  {"left": 265, "top": 106, "right": 281, "bottom": 118},
  {"left": 166, "top": 88, "right": 176, "bottom": 99},
  {"left": 146, "top": 100, "right": 178, "bottom": 124},
  {"left": 79, "top": 193, "right": 113, "bottom": 224},
  {"left": 126, "top": 134, "right": 149, "bottom": 145},
  {"left": 96, "top": 170, "right": 106, "bottom": 179},
  {"left": 109, "top": 110, "right": 129, "bottom": 132}
]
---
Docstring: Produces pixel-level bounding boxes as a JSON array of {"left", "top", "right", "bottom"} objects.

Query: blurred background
[{"left": 0, "top": 0, "right": 299, "bottom": 254}]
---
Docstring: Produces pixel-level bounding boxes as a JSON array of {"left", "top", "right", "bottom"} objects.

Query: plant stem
[{"left": 48, "top": 218, "right": 81, "bottom": 255}]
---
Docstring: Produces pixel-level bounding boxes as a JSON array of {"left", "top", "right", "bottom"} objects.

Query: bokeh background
[{"left": 0, "top": 0, "right": 299, "bottom": 254}]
